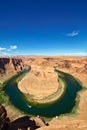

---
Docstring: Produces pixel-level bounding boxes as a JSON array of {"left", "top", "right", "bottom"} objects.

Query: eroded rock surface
[
  {"left": 0, "top": 57, "right": 24, "bottom": 76},
  {"left": 0, "top": 105, "right": 10, "bottom": 130},
  {"left": 0, "top": 56, "right": 87, "bottom": 130},
  {"left": 18, "top": 65, "right": 59, "bottom": 99}
]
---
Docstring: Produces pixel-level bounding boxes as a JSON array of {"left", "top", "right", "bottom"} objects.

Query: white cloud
[
  {"left": 0, "top": 45, "right": 17, "bottom": 51},
  {"left": 0, "top": 47, "right": 6, "bottom": 51},
  {"left": 0, "top": 45, "right": 18, "bottom": 56},
  {"left": 66, "top": 31, "right": 79, "bottom": 37},
  {"left": 10, "top": 45, "right": 17, "bottom": 49}
]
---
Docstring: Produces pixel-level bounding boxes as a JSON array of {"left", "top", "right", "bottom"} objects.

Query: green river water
[{"left": 3, "top": 68, "right": 82, "bottom": 118}]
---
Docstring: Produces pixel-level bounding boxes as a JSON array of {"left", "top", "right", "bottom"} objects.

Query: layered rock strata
[{"left": 18, "top": 65, "right": 59, "bottom": 99}]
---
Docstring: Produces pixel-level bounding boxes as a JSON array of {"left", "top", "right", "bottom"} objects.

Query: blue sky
[{"left": 0, "top": 0, "right": 87, "bottom": 56}]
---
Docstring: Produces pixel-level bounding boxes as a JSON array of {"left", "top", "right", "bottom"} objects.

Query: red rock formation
[{"left": 0, "top": 57, "right": 25, "bottom": 77}]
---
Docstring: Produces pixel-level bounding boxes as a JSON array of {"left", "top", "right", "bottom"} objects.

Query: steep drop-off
[
  {"left": 0, "top": 56, "right": 87, "bottom": 130},
  {"left": 0, "top": 57, "right": 25, "bottom": 83}
]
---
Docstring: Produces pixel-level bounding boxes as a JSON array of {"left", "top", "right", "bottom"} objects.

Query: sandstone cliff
[
  {"left": 0, "top": 56, "right": 87, "bottom": 130},
  {"left": 0, "top": 57, "right": 25, "bottom": 82},
  {"left": 0, "top": 104, "right": 46, "bottom": 130}
]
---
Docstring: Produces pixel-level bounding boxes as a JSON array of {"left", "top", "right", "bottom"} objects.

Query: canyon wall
[
  {"left": 0, "top": 56, "right": 87, "bottom": 130},
  {"left": 0, "top": 57, "right": 25, "bottom": 80}
]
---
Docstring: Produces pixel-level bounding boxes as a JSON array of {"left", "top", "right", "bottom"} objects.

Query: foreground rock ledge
[{"left": 18, "top": 65, "right": 59, "bottom": 99}]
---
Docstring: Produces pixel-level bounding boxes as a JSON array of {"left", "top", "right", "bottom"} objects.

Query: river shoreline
[
  {"left": 1, "top": 67, "right": 83, "bottom": 119},
  {"left": 23, "top": 71, "right": 67, "bottom": 107}
]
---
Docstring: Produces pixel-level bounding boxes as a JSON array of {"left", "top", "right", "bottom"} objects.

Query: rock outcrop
[
  {"left": 1, "top": 104, "right": 87, "bottom": 130},
  {"left": 33, "top": 116, "right": 46, "bottom": 128},
  {"left": 0, "top": 105, "right": 46, "bottom": 130},
  {"left": 8, "top": 116, "right": 37, "bottom": 130},
  {"left": 0, "top": 105, "right": 10, "bottom": 130},
  {"left": 0, "top": 57, "right": 25, "bottom": 79},
  {"left": 18, "top": 65, "right": 59, "bottom": 99}
]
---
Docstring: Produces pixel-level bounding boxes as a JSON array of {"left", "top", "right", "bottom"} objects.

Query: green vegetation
[
  {"left": 0, "top": 83, "right": 9, "bottom": 104},
  {"left": 0, "top": 66, "right": 30, "bottom": 105}
]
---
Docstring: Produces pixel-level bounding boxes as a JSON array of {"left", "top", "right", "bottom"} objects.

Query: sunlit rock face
[
  {"left": 18, "top": 65, "right": 59, "bottom": 99},
  {"left": 31, "top": 65, "right": 57, "bottom": 80}
]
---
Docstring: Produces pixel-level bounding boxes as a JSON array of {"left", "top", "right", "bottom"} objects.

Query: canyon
[
  {"left": 0, "top": 56, "right": 87, "bottom": 130},
  {"left": 0, "top": 57, "right": 25, "bottom": 83}
]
